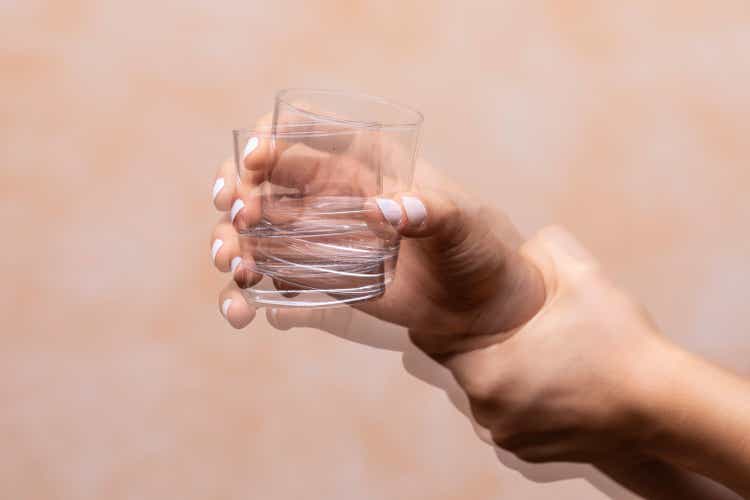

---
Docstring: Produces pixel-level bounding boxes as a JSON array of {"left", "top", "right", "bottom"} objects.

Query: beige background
[{"left": 2, "top": 1, "right": 750, "bottom": 498}]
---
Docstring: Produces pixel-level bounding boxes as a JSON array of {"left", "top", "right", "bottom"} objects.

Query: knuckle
[
  {"left": 460, "top": 372, "right": 500, "bottom": 405},
  {"left": 244, "top": 270, "right": 262, "bottom": 288}
]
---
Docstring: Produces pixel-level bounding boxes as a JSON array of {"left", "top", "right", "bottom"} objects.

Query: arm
[
  {"left": 406, "top": 225, "right": 750, "bottom": 498},
  {"left": 209, "top": 140, "right": 750, "bottom": 496},
  {"left": 639, "top": 349, "right": 750, "bottom": 497},
  {"left": 597, "top": 457, "right": 743, "bottom": 500}
]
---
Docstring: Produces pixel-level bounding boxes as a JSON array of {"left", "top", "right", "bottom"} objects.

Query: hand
[
  {"left": 208, "top": 118, "right": 660, "bottom": 464},
  {"left": 209, "top": 119, "right": 750, "bottom": 497},
  {"left": 209, "top": 122, "right": 750, "bottom": 496},
  {"left": 210, "top": 118, "right": 546, "bottom": 337},
  {"left": 436, "top": 226, "right": 676, "bottom": 464}
]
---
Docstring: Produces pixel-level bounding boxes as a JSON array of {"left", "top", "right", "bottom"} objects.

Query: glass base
[{"left": 241, "top": 275, "right": 386, "bottom": 309}]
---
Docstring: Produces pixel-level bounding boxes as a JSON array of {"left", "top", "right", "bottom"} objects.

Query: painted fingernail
[
  {"left": 221, "top": 299, "right": 232, "bottom": 318},
  {"left": 230, "top": 256, "right": 242, "bottom": 273},
  {"left": 230, "top": 199, "right": 245, "bottom": 223},
  {"left": 402, "top": 196, "right": 427, "bottom": 227},
  {"left": 212, "top": 177, "right": 225, "bottom": 203},
  {"left": 211, "top": 239, "right": 224, "bottom": 262},
  {"left": 269, "top": 307, "right": 278, "bottom": 324},
  {"left": 375, "top": 197, "right": 402, "bottom": 227},
  {"left": 243, "top": 137, "right": 259, "bottom": 160}
]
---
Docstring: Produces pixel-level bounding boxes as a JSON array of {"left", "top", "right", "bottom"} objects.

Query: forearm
[
  {"left": 597, "top": 457, "right": 743, "bottom": 500},
  {"left": 642, "top": 346, "right": 750, "bottom": 497}
]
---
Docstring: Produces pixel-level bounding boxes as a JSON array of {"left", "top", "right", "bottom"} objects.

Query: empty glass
[{"left": 233, "top": 89, "right": 422, "bottom": 308}]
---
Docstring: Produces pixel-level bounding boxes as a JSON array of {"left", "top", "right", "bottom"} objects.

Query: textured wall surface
[{"left": 2, "top": 1, "right": 749, "bottom": 498}]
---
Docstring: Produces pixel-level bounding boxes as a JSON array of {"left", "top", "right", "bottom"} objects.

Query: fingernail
[
  {"left": 212, "top": 177, "right": 225, "bottom": 203},
  {"left": 402, "top": 196, "right": 426, "bottom": 227},
  {"left": 269, "top": 307, "right": 278, "bottom": 324},
  {"left": 230, "top": 199, "right": 245, "bottom": 223},
  {"left": 211, "top": 239, "right": 224, "bottom": 262},
  {"left": 243, "top": 137, "right": 259, "bottom": 160},
  {"left": 221, "top": 298, "right": 232, "bottom": 318},
  {"left": 375, "top": 197, "right": 402, "bottom": 227},
  {"left": 230, "top": 256, "right": 242, "bottom": 273}
]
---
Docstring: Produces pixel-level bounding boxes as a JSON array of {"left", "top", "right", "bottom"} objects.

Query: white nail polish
[
  {"left": 230, "top": 256, "right": 242, "bottom": 273},
  {"left": 402, "top": 196, "right": 427, "bottom": 227},
  {"left": 211, "top": 239, "right": 224, "bottom": 262},
  {"left": 243, "top": 137, "right": 259, "bottom": 159},
  {"left": 222, "top": 299, "right": 232, "bottom": 318},
  {"left": 230, "top": 199, "right": 245, "bottom": 223},
  {"left": 375, "top": 197, "right": 402, "bottom": 227},
  {"left": 212, "top": 177, "right": 225, "bottom": 203}
]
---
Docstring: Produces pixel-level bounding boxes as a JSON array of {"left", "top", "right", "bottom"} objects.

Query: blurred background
[{"left": 2, "top": 1, "right": 749, "bottom": 498}]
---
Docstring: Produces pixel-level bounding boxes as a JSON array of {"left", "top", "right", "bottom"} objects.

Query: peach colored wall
[{"left": 2, "top": 1, "right": 749, "bottom": 498}]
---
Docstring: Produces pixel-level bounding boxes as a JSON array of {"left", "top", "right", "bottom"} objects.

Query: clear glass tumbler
[{"left": 232, "top": 89, "right": 422, "bottom": 308}]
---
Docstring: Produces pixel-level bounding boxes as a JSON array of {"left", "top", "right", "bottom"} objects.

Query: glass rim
[
  {"left": 232, "top": 123, "right": 377, "bottom": 138},
  {"left": 275, "top": 88, "right": 424, "bottom": 130}
]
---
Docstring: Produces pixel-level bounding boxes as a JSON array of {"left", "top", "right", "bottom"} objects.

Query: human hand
[
  {"left": 208, "top": 116, "right": 671, "bottom": 466},
  {"left": 258, "top": 225, "right": 676, "bottom": 466},
  {"left": 209, "top": 117, "right": 750, "bottom": 497},
  {"left": 431, "top": 226, "right": 675, "bottom": 463},
  {"left": 209, "top": 116, "right": 546, "bottom": 337}
]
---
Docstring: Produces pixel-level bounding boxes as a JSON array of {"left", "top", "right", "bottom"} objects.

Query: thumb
[
  {"left": 371, "top": 190, "right": 468, "bottom": 242},
  {"left": 372, "top": 189, "right": 548, "bottom": 334}
]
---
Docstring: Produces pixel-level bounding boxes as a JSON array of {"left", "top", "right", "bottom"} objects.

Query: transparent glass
[{"left": 232, "top": 89, "right": 422, "bottom": 308}]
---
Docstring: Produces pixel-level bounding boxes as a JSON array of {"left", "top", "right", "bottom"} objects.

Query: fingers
[
  {"left": 238, "top": 112, "right": 274, "bottom": 173},
  {"left": 212, "top": 158, "right": 237, "bottom": 211},
  {"left": 268, "top": 142, "right": 378, "bottom": 196},
  {"left": 272, "top": 278, "right": 301, "bottom": 298},
  {"left": 211, "top": 214, "right": 263, "bottom": 288},
  {"left": 234, "top": 236, "right": 263, "bottom": 289},
  {"left": 218, "top": 282, "right": 257, "bottom": 329},
  {"left": 231, "top": 177, "right": 264, "bottom": 233},
  {"left": 240, "top": 132, "right": 275, "bottom": 173},
  {"left": 210, "top": 215, "right": 241, "bottom": 272}
]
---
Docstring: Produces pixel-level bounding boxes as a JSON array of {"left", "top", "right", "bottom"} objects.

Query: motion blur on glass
[{"left": 232, "top": 90, "right": 422, "bottom": 307}]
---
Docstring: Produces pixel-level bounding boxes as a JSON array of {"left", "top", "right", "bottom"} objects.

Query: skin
[{"left": 210, "top": 123, "right": 750, "bottom": 498}]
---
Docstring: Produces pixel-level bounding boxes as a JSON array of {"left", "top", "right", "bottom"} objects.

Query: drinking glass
[{"left": 233, "top": 89, "right": 422, "bottom": 308}]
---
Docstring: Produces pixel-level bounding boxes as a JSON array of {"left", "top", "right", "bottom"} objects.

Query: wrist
[
  {"left": 610, "top": 335, "right": 687, "bottom": 456},
  {"left": 629, "top": 340, "right": 700, "bottom": 457}
]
